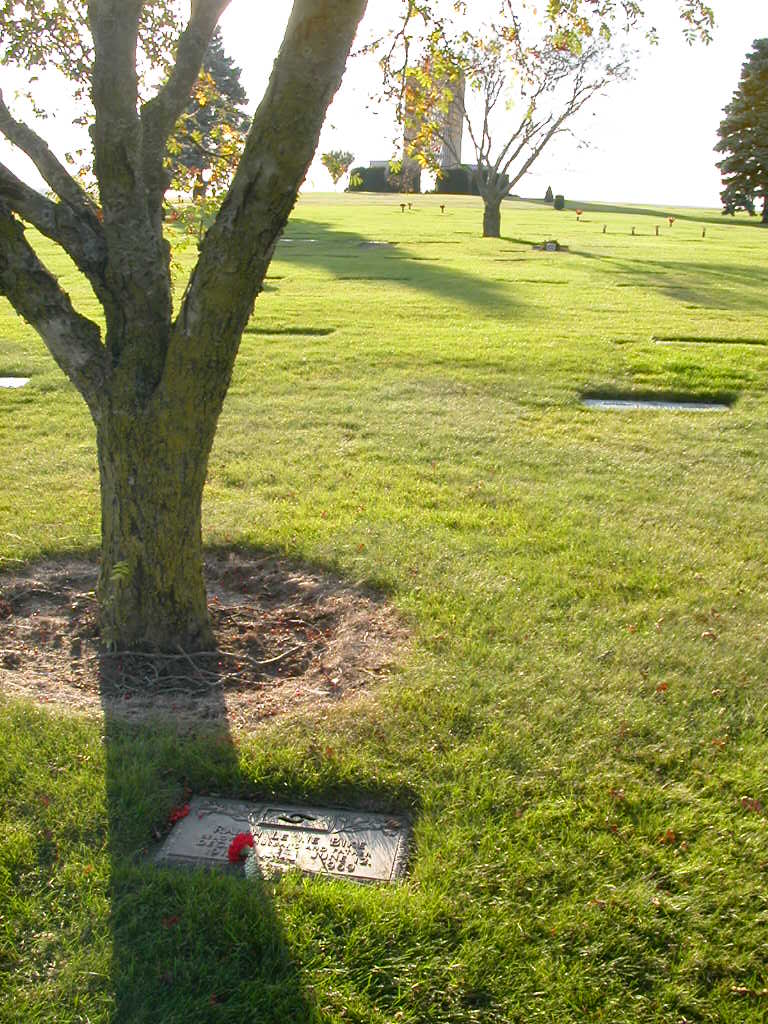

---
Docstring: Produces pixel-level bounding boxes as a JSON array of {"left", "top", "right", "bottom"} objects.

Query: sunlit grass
[{"left": 1, "top": 194, "right": 767, "bottom": 1022}]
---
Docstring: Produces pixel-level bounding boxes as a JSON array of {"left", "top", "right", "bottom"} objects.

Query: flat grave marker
[
  {"left": 0, "top": 377, "right": 30, "bottom": 388},
  {"left": 154, "top": 796, "right": 410, "bottom": 884},
  {"left": 582, "top": 397, "right": 730, "bottom": 412},
  {"left": 652, "top": 335, "right": 765, "bottom": 347}
]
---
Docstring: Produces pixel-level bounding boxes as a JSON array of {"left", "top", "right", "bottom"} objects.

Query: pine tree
[
  {"left": 715, "top": 38, "right": 768, "bottom": 222},
  {"left": 171, "top": 28, "right": 251, "bottom": 199},
  {"left": 545, "top": 185, "right": 554, "bottom": 202}
]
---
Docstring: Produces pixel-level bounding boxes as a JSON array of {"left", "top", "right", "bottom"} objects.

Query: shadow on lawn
[
  {"left": 101, "top": 681, "right": 315, "bottom": 1022},
  {"left": 98, "top": 547, "right": 414, "bottom": 1023},
  {"left": 275, "top": 218, "right": 521, "bottom": 315},
  {"left": 511, "top": 195, "right": 768, "bottom": 230},
  {"left": 567, "top": 249, "right": 768, "bottom": 312}
]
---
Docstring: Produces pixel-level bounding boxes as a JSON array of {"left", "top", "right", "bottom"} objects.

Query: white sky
[{"left": 2, "top": 1, "right": 767, "bottom": 208}]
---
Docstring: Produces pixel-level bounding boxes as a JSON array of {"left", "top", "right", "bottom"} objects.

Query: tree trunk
[
  {"left": 483, "top": 197, "right": 502, "bottom": 238},
  {"left": 96, "top": 403, "right": 215, "bottom": 651},
  {"left": 762, "top": 196, "right": 768, "bottom": 223}
]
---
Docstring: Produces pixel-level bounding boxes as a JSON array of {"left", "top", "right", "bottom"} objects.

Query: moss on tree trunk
[{"left": 96, "top": 405, "right": 214, "bottom": 651}]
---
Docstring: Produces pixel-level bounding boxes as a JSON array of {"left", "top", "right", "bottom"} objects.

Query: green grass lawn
[{"left": 2, "top": 193, "right": 768, "bottom": 1023}]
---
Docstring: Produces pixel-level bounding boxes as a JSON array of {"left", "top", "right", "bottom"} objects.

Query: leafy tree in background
[
  {"left": 321, "top": 149, "right": 356, "bottom": 188},
  {"left": 403, "top": 22, "right": 630, "bottom": 237},
  {"left": 716, "top": 38, "right": 768, "bottom": 223},
  {"left": 0, "top": 0, "right": 715, "bottom": 654},
  {"left": 170, "top": 27, "right": 250, "bottom": 201}
]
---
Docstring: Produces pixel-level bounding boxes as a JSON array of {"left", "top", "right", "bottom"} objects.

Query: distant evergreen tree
[
  {"left": 715, "top": 38, "right": 768, "bottom": 222},
  {"left": 544, "top": 185, "right": 554, "bottom": 202},
  {"left": 170, "top": 28, "right": 250, "bottom": 199}
]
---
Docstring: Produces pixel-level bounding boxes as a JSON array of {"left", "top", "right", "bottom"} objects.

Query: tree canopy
[
  {"left": 716, "top": 37, "right": 768, "bottom": 222},
  {"left": 321, "top": 149, "right": 356, "bottom": 186},
  {"left": 0, "top": 0, "right": 717, "bottom": 652}
]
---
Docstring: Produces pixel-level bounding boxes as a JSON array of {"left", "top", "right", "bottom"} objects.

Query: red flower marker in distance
[{"left": 228, "top": 832, "right": 254, "bottom": 863}]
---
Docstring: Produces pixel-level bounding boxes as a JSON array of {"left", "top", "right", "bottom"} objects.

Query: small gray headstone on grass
[
  {"left": 154, "top": 796, "right": 409, "bottom": 883},
  {"left": 0, "top": 377, "right": 30, "bottom": 388},
  {"left": 582, "top": 397, "right": 729, "bottom": 412}
]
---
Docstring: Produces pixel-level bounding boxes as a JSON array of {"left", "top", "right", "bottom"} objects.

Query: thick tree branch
[
  {"left": 87, "top": 0, "right": 174, "bottom": 395},
  {"left": 0, "top": 203, "right": 107, "bottom": 416},
  {"left": 141, "top": 0, "right": 231, "bottom": 204},
  {"left": 0, "top": 91, "right": 99, "bottom": 221},
  {"left": 0, "top": 162, "right": 107, "bottom": 294},
  {"left": 162, "top": 0, "right": 368, "bottom": 414},
  {"left": 87, "top": 0, "right": 143, "bottom": 219}
]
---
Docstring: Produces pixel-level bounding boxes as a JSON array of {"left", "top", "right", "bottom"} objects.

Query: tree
[
  {"left": 0, "top": 0, "right": 715, "bottom": 655},
  {"left": 403, "top": 20, "right": 630, "bottom": 237},
  {"left": 715, "top": 38, "right": 768, "bottom": 223},
  {"left": 170, "top": 27, "right": 251, "bottom": 201},
  {"left": 321, "top": 149, "right": 355, "bottom": 188},
  {"left": 0, "top": 0, "right": 367, "bottom": 651},
  {"left": 544, "top": 185, "right": 553, "bottom": 202}
]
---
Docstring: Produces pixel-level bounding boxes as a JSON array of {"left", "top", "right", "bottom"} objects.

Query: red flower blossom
[
  {"left": 228, "top": 832, "right": 254, "bottom": 863},
  {"left": 168, "top": 803, "right": 190, "bottom": 824}
]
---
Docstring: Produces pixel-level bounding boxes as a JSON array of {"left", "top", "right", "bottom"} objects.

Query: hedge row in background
[
  {"left": 348, "top": 165, "right": 422, "bottom": 194},
  {"left": 435, "top": 166, "right": 510, "bottom": 197}
]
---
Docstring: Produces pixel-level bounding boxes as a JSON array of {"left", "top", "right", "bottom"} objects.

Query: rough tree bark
[
  {"left": 481, "top": 193, "right": 503, "bottom": 238},
  {"left": 0, "top": 0, "right": 368, "bottom": 650}
]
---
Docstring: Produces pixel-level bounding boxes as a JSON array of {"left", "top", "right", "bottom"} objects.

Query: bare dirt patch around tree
[{"left": 0, "top": 552, "right": 407, "bottom": 731}]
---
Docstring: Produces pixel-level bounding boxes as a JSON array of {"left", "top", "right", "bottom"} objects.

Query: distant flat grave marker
[
  {"left": 582, "top": 396, "right": 730, "bottom": 412},
  {"left": 653, "top": 335, "right": 766, "bottom": 347},
  {"left": 336, "top": 276, "right": 412, "bottom": 282},
  {"left": 154, "top": 796, "right": 410, "bottom": 884},
  {"left": 245, "top": 326, "right": 335, "bottom": 337},
  {"left": 0, "top": 377, "right": 29, "bottom": 388}
]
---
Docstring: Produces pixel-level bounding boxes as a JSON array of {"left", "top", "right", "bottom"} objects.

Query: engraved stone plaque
[
  {"left": 154, "top": 796, "right": 409, "bottom": 883},
  {"left": 154, "top": 797, "right": 254, "bottom": 872},
  {"left": 248, "top": 802, "right": 409, "bottom": 882},
  {"left": 0, "top": 377, "right": 30, "bottom": 388}
]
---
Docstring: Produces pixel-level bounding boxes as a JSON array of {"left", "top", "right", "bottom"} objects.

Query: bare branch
[
  {"left": 0, "top": 203, "right": 107, "bottom": 416},
  {"left": 162, "top": 0, "right": 368, "bottom": 413},
  {"left": 0, "top": 162, "right": 107, "bottom": 293},
  {"left": 0, "top": 91, "right": 98, "bottom": 219}
]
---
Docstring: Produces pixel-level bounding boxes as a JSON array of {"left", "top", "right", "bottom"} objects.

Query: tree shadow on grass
[
  {"left": 566, "top": 249, "right": 768, "bottom": 313},
  {"left": 275, "top": 218, "right": 521, "bottom": 316},
  {"left": 556, "top": 199, "right": 768, "bottom": 230},
  {"left": 66, "top": 546, "right": 414, "bottom": 1022},
  {"left": 102, "top": 713, "right": 314, "bottom": 1023}
]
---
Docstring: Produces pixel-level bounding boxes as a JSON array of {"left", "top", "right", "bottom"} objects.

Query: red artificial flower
[
  {"left": 227, "top": 832, "right": 254, "bottom": 863},
  {"left": 168, "top": 803, "right": 190, "bottom": 824}
]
